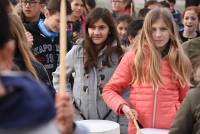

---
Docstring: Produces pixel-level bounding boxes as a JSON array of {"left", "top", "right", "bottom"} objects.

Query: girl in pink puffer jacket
[{"left": 103, "top": 8, "right": 192, "bottom": 134}]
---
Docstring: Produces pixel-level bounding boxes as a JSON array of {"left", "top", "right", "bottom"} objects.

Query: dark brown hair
[
  {"left": 0, "top": 0, "right": 11, "bottom": 48},
  {"left": 116, "top": 14, "right": 133, "bottom": 25}
]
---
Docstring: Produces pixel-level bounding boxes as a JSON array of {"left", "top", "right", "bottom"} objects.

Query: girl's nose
[
  {"left": 122, "top": 29, "right": 126, "bottom": 35},
  {"left": 94, "top": 29, "right": 100, "bottom": 34},
  {"left": 155, "top": 30, "right": 161, "bottom": 37},
  {"left": 78, "top": 5, "right": 82, "bottom": 10},
  {"left": 188, "top": 18, "right": 193, "bottom": 23}
]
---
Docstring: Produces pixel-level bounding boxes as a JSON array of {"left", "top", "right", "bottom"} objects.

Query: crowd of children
[{"left": 0, "top": 0, "right": 200, "bottom": 134}]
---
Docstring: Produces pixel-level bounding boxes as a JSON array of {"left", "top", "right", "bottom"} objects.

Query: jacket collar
[
  {"left": 38, "top": 19, "right": 59, "bottom": 42},
  {"left": 98, "top": 41, "right": 118, "bottom": 57}
]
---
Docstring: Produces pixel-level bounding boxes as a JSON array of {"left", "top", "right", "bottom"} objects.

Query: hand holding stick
[
  {"left": 122, "top": 105, "right": 141, "bottom": 134},
  {"left": 132, "top": 115, "right": 142, "bottom": 134}
]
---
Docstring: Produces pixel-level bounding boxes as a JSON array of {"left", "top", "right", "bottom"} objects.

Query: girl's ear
[{"left": 128, "top": 36, "right": 134, "bottom": 44}]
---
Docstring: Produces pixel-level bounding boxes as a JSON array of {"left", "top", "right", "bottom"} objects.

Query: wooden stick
[
  {"left": 59, "top": 0, "right": 67, "bottom": 94},
  {"left": 130, "top": 2, "right": 133, "bottom": 16},
  {"left": 132, "top": 117, "right": 141, "bottom": 134}
]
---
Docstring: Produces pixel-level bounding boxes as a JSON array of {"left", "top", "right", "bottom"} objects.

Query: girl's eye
[
  {"left": 119, "top": 27, "right": 123, "bottom": 30},
  {"left": 99, "top": 26, "right": 106, "bottom": 30},
  {"left": 74, "top": 3, "right": 79, "bottom": 6},
  {"left": 152, "top": 28, "right": 156, "bottom": 32},
  {"left": 191, "top": 17, "right": 197, "bottom": 21},
  {"left": 184, "top": 17, "right": 189, "bottom": 20},
  {"left": 160, "top": 27, "right": 167, "bottom": 31}
]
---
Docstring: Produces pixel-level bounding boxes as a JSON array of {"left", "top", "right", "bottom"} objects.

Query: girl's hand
[
  {"left": 122, "top": 104, "right": 138, "bottom": 121},
  {"left": 55, "top": 93, "right": 74, "bottom": 134}
]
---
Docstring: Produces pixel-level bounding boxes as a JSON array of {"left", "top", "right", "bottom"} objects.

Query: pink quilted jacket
[{"left": 102, "top": 50, "right": 189, "bottom": 134}]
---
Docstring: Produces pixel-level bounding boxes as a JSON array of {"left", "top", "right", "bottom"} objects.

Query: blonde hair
[
  {"left": 9, "top": 14, "right": 39, "bottom": 80},
  {"left": 132, "top": 8, "right": 192, "bottom": 89}
]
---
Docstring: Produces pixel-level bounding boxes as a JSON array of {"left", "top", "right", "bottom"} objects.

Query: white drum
[
  {"left": 141, "top": 128, "right": 169, "bottom": 134},
  {"left": 76, "top": 120, "right": 120, "bottom": 134}
]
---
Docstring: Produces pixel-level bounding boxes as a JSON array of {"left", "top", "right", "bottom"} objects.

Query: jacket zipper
[{"left": 152, "top": 89, "right": 158, "bottom": 128}]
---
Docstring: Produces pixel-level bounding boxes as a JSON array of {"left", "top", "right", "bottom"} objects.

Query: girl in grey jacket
[{"left": 53, "top": 8, "right": 128, "bottom": 134}]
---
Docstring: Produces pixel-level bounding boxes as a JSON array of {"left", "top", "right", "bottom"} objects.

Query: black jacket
[{"left": 25, "top": 21, "right": 60, "bottom": 81}]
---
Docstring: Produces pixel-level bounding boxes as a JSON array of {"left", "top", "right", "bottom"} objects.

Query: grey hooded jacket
[{"left": 53, "top": 40, "right": 128, "bottom": 134}]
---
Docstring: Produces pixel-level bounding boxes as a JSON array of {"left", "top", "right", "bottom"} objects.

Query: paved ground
[{"left": 96, "top": 0, "right": 185, "bottom": 11}]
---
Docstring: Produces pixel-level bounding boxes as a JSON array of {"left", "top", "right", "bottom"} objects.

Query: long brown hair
[
  {"left": 9, "top": 14, "right": 39, "bottom": 80},
  {"left": 84, "top": 8, "right": 123, "bottom": 73},
  {"left": 132, "top": 8, "right": 192, "bottom": 89}
]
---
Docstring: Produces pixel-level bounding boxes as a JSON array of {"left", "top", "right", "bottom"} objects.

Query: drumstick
[
  {"left": 132, "top": 116, "right": 142, "bottom": 134},
  {"left": 59, "top": 0, "right": 67, "bottom": 94}
]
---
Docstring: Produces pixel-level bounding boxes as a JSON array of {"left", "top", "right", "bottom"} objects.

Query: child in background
[
  {"left": 116, "top": 15, "right": 133, "bottom": 48},
  {"left": 103, "top": 8, "right": 192, "bottom": 134},
  {"left": 25, "top": 0, "right": 71, "bottom": 81},
  {"left": 67, "top": 0, "right": 85, "bottom": 50},
  {"left": 111, "top": 0, "right": 135, "bottom": 18},
  {"left": 166, "top": 0, "right": 182, "bottom": 29},
  {"left": 18, "top": 0, "right": 46, "bottom": 24},
  {"left": 16, "top": 0, "right": 46, "bottom": 49},
  {"left": 127, "top": 19, "right": 143, "bottom": 46},
  {"left": 179, "top": 6, "right": 200, "bottom": 43},
  {"left": 137, "top": 7, "right": 150, "bottom": 20}
]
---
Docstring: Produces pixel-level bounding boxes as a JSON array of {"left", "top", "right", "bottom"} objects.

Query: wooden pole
[{"left": 59, "top": 0, "right": 67, "bottom": 94}]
